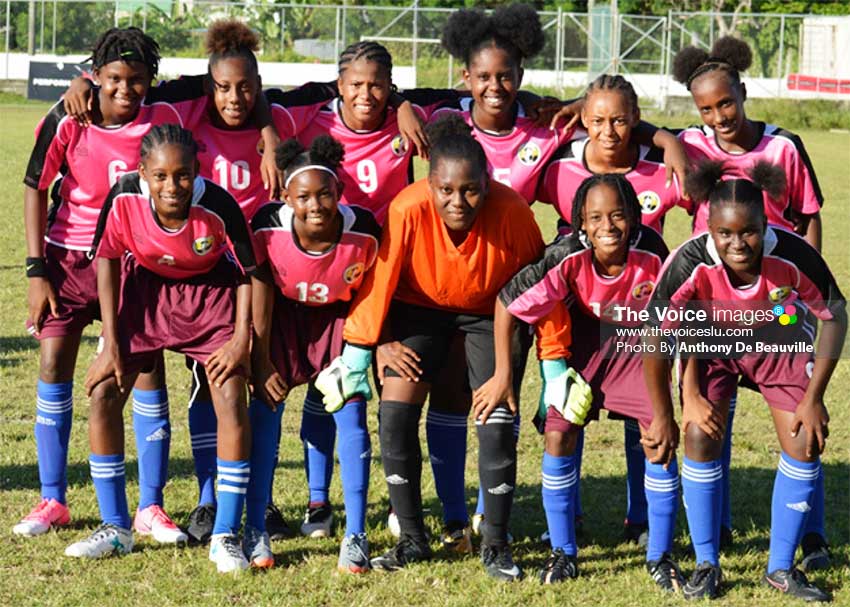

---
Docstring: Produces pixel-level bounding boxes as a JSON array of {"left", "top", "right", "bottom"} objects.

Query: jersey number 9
[{"left": 356, "top": 159, "right": 378, "bottom": 194}]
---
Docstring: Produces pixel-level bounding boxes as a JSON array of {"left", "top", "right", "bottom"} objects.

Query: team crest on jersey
[
  {"left": 632, "top": 281, "right": 654, "bottom": 300},
  {"left": 192, "top": 236, "right": 215, "bottom": 256},
  {"left": 343, "top": 262, "right": 365, "bottom": 284},
  {"left": 391, "top": 134, "right": 408, "bottom": 157},
  {"left": 638, "top": 190, "right": 661, "bottom": 214},
  {"left": 256, "top": 137, "right": 265, "bottom": 155},
  {"left": 768, "top": 286, "right": 793, "bottom": 304},
  {"left": 517, "top": 142, "right": 541, "bottom": 166},
  {"left": 157, "top": 255, "right": 176, "bottom": 266}
]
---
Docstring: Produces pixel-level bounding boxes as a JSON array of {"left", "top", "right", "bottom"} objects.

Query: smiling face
[
  {"left": 582, "top": 88, "right": 639, "bottom": 162},
  {"left": 337, "top": 57, "right": 392, "bottom": 131},
  {"left": 209, "top": 55, "right": 260, "bottom": 129},
  {"left": 139, "top": 143, "right": 197, "bottom": 227},
  {"left": 429, "top": 156, "right": 489, "bottom": 233},
  {"left": 284, "top": 168, "right": 341, "bottom": 245},
  {"left": 690, "top": 70, "right": 748, "bottom": 146},
  {"left": 581, "top": 182, "right": 630, "bottom": 264},
  {"left": 93, "top": 60, "right": 151, "bottom": 125},
  {"left": 463, "top": 44, "right": 522, "bottom": 131},
  {"left": 708, "top": 201, "right": 765, "bottom": 281}
]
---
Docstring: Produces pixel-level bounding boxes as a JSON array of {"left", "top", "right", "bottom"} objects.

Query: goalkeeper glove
[
  {"left": 538, "top": 358, "right": 593, "bottom": 426},
  {"left": 315, "top": 344, "right": 373, "bottom": 413}
]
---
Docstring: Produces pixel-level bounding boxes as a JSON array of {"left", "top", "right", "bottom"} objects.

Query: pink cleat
[
  {"left": 133, "top": 504, "right": 188, "bottom": 545},
  {"left": 13, "top": 498, "right": 70, "bottom": 537}
]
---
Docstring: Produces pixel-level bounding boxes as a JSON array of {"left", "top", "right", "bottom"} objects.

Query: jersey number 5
[
  {"left": 295, "top": 281, "right": 329, "bottom": 304},
  {"left": 356, "top": 159, "right": 378, "bottom": 194},
  {"left": 215, "top": 159, "right": 251, "bottom": 191}
]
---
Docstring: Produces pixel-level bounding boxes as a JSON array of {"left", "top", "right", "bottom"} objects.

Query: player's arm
[
  {"left": 24, "top": 185, "right": 55, "bottom": 336},
  {"left": 801, "top": 211, "right": 822, "bottom": 252},
  {"left": 250, "top": 263, "right": 288, "bottom": 407},
  {"left": 631, "top": 123, "right": 689, "bottom": 197}
]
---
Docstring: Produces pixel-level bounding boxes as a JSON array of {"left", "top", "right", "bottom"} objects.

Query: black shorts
[{"left": 385, "top": 301, "right": 531, "bottom": 393}]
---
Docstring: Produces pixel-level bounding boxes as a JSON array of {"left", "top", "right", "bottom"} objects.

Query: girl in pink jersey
[
  {"left": 672, "top": 36, "right": 829, "bottom": 564},
  {"left": 644, "top": 161, "right": 845, "bottom": 601},
  {"left": 17, "top": 27, "right": 187, "bottom": 546},
  {"left": 479, "top": 173, "right": 683, "bottom": 591},
  {"left": 73, "top": 124, "right": 258, "bottom": 574},
  {"left": 250, "top": 136, "right": 380, "bottom": 573}
]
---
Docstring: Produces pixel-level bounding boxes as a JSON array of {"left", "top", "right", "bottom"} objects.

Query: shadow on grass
[{"left": 0, "top": 334, "right": 100, "bottom": 368}]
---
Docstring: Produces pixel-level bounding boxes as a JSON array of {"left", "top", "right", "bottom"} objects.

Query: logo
[
  {"left": 768, "top": 285, "right": 792, "bottom": 304},
  {"left": 637, "top": 190, "right": 661, "bottom": 214},
  {"left": 192, "top": 236, "right": 215, "bottom": 256},
  {"left": 146, "top": 428, "right": 169, "bottom": 442},
  {"left": 632, "top": 280, "right": 654, "bottom": 300},
  {"left": 786, "top": 501, "right": 811, "bottom": 513},
  {"left": 385, "top": 474, "right": 409, "bottom": 485},
  {"left": 517, "top": 142, "right": 541, "bottom": 166},
  {"left": 488, "top": 483, "right": 514, "bottom": 495},
  {"left": 359, "top": 448, "right": 372, "bottom": 460},
  {"left": 772, "top": 304, "right": 797, "bottom": 326},
  {"left": 390, "top": 134, "right": 408, "bottom": 157},
  {"left": 157, "top": 255, "right": 176, "bottom": 266},
  {"left": 343, "top": 262, "right": 365, "bottom": 284},
  {"left": 255, "top": 137, "right": 264, "bottom": 155}
]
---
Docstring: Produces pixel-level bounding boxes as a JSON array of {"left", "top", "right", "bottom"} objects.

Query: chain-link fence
[{"left": 0, "top": 0, "right": 840, "bottom": 104}]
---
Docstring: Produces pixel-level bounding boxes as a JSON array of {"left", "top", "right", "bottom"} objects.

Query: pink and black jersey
[
  {"left": 251, "top": 203, "right": 380, "bottom": 305},
  {"left": 538, "top": 138, "right": 689, "bottom": 235},
  {"left": 430, "top": 97, "right": 575, "bottom": 204},
  {"left": 649, "top": 227, "right": 844, "bottom": 330},
  {"left": 24, "top": 83, "right": 208, "bottom": 251},
  {"left": 94, "top": 172, "right": 256, "bottom": 280},
  {"left": 500, "top": 225, "right": 668, "bottom": 329},
  {"left": 677, "top": 123, "right": 823, "bottom": 233}
]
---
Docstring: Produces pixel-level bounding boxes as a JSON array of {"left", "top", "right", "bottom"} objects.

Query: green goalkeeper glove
[
  {"left": 538, "top": 358, "right": 593, "bottom": 425},
  {"left": 315, "top": 344, "right": 373, "bottom": 413}
]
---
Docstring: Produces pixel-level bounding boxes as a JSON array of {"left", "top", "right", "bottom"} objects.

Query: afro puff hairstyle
[
  {"left": 442, "top": 3, "right": 545, "bottom": 67},
  {"left": 206, "top": 19, "right": 259, "bottom": 73},
  {"left": 672, "top": 36, "right": 753, "bottom": 90},
  {"left": 686, "top": 159, "right": 786, "bottom": 222},
  {"left": 275, "top": 135, "right": 345, "bottom": 186}
]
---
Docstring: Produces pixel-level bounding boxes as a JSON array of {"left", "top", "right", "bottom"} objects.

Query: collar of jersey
[
  {"left": 576, "top": 138, "right": 648, "bottom": 174},
  {"left": 331, "top": 97, "right": 387, "bottom": 134},
  {"left": 460, "top": 96, "right": 523, "bottom": 136}
]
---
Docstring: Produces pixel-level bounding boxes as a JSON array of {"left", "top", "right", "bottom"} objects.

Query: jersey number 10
[{"left": 215, "top": 159, "right": 251, "bottom": 191}]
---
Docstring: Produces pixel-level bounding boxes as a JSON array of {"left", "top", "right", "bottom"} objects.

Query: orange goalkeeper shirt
[{"left": 343, "top": 178, "right": 571, "bottom": 359}]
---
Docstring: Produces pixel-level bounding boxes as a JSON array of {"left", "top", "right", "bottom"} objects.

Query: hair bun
[
  {"left": 206, "top": 19, "right": 259, "bottom": 56},
  {"left": 309, "top": 135, "right": 345, "bottom": 169},
  {"left": 275, "top": 138, "right": 306, "bottom": 173},
  {"left": 672, "top": 46, "right": 709, "bottom": 85},
  {"left": 711, "top": 36, "right": 752, "bottom": 73},
  {"left": 748, "top": 160, "right": 786, "bottom": 200}
]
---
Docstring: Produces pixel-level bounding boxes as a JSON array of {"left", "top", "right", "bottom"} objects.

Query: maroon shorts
[
  {"left": 27, "top": 244, "right": 99, "bottom": 339},
  {"left": 544, "top": 309, "right": 654, "bottom": 434},
  {"left": 696, "top": 315, "right": 816, "bottom": 412},
  {"left": 268, "top": 295, "right": 349, "bottom": 387},
  {"left": 118, "top": 255, "right": 240, "bottom": 374}
]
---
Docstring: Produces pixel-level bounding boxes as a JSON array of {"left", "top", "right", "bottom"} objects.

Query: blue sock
[
  {"left": 212, "top": 458, "right": 250, "bottom": 535},
  {"left": 625, "top": 419, "right": 647, "bottom": 525},
  {"left": 768, "top": 453, "right": 820, "bottom": 573},
  {"left": 189, "top": 400, "right": 217, "bottom": 506},
  {"left": 90, "top": 453, "right": 131, "bottom": 529},
  {"left": 645, "top": 458, "right": 679, "bottom": 561},
  {"left": 682, "top": 457, "right": 722, "bottom": 566},
  {"left": 574, "top": 428, "right": 585, "bottom": 519},
  {"left": 803, "top": 466, "right": 825, "bottom": 538},
  {"left": 132, "top": 388, "right": 170, "bottom": 509},
  {"left": 267, "top": 408, "right": 284, "bottom": 499},
  {"left": 246, "top": 399, "right": 285, "bottom": 531},
  {"left": 475, "top": 411, "right": 521, "bottom": 518},
  {"left": 35, "top": 380, "right": 73, "bottom": 504},
  {"left": 426, "top": 409, "right": 469, "bottom": 524},
  {"left": 720, "top": 394, "right": 736, "bottom": 530},
  {"left": 334, "top": 398, "right": 371, "bottom": 535},
  {"left": 301, "top": 394, "right": 335, "bottom": 505},
  {"left": 542, "top": 452, "right": 578, "bottom": 556}
]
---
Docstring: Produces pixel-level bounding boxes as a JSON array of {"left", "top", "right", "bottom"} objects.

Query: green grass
[{"left": 0, "top": 101, "right": 847, "bottom": 606}]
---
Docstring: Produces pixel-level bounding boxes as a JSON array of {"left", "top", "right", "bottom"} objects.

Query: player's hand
[
  {"left": 641, "top": 413, "right": 679, "bottom": 468},
  {"left": 252, "top": 356, "right": 288, "bottom": 409},
  {"left": 85, "top": 341, "right": 125, "bottom": 396},
  {"left": 791, "top": 396, "right": 830, "bottom": 457},
  {"left": 529, "top": 97, "right": 583, "bottom": 134},
  {"left": 63, "top": 76, "right": 94, "bottom": 127},
  {"left": 681, "top": 391, "right": 725, "bottom": 441},
  {"left": 260, "top": 132, "right": 283, "bottom": 199},
  {"left": 27, "top": 277, "right": 58, "bottom": 337},
  {"left": 376, "top": 341, "right": 422, "bottom": 384},
  {"left": 472, "top": 370, "right": 516, "bottom": 423},
  {"left": 206, "top": 336, "right": 250, "bottom": 388},
  {"left": 661, "top": 137, "right": 689, "bottom": 198},
  {"left": 315, "top": 344, "right": 373, "bottom": 412},
  {"left": 396, "top": 101, "right": 429, "bottom": 160}
]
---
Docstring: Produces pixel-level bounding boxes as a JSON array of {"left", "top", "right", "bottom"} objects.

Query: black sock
[
  {"left": 379, "top": 400, "right": 426, "bottom": 542},
  {"left": 476, "top": 405, "right": 517, "bottom": 548}
]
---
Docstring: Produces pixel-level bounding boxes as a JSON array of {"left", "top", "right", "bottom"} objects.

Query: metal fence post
[
  {"left": 777, "top": 14, "right": 785, "bottom": 97},
  {"left": 555, "top": 6, "right": 562, "bottom": 87},
  {"left": 334, "top": 6, "right": 340, "bottom": 63},
  {"left": 114, "top": 0, "right": 118, "bottom": 28},
  {"left": 142, "top": 0, "right": 147, "bottom": 32},
  {"left": 4, "top": 0, "right": 9, "bottom": 79},
  {"left": 39, "top": 0, "right": 45, "bottom": 53},
  {"left": 280, "top": 8, "right": 285, "bottom": 56},
  {"left": 51, "top": 0, "right": 56, "bottom": 54},
  {"left": 412, "top": 0, "right": 419, "bottom": 86}
]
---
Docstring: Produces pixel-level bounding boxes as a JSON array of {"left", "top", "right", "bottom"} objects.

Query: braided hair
[
  {"left": 584, "top": 74, "right": 639, "bottom": 117},
  {"left": 672, "top": 36, "right": 752, "bottom": 91},
  {"left": 206, "top": 19, "right": 259, "bottom": 74},
  {"left": 338, "top": 41, "right": 393, "bottom": 78},
  {"left": 442, "top": 3, "right": 545, "bottom": 67},
  {"left": 88, "top": 27, "right": 160, "bottom": 78},
  {"left": 275, "top": 135, "right": 344, "bottom": 187},
  {"left": 140, "top": 123, "right": 198, "bottom": 163},
  {"left": 570, "top": 173, "right": 642, "bottom": 247},
  {"left": 426, "top": 114, "right": 488, "bottom": 178},
  {"left": 686, "top": 159, "right": 786, "bottom": 223}
]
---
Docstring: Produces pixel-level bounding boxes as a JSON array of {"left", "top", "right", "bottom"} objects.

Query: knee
[
  {"left": 89, "top": 382, "right": 123, "bottom": 421},
  {"left": 544, "top": 430, "right": 577, "bottom": 456},
  {"left": 39, "top": 354, "right": 67, "bottom": 384},
  {"left": 684, "top": 423, "right": 722, "bottom": 461}
]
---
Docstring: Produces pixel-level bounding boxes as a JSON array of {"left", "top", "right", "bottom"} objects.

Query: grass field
[{"left": 0, "top": 101, "right": 847, "bottom": 607}]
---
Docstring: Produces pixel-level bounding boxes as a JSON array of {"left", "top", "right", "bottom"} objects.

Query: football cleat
[
  {"left": 242, "top": 525, "right": 274, "bottom": 569},
  {"left": 539, "top": 548, "right": 578, "bottom": 584},
  {"left": 65, "top": 523, "right": 133, "bottom": 558},
  {"left": 370, "top": 536, "right": 432, "bottom": 571},
  {"left": 440, "top": 522, "right": 472, "bottom": 556},
  {"left": 209, "top": 534, "right": 249, "bottom": 573},
  {"left": 647, "top": 554, "right": 684, "bottom": 593},
  {"left": 13, "top": 498, "right": 70, "bottom": 537},
  {"left": 133, "top": 504, "right": 187, "bottom": 545},
  {"left": 800, "top": 533, "right": 831, "bottom": 572},
  {"left": 265, "top": 503, "right": 295, "bottom": 540},
  {"left": 185, "top": 503, "right": 216, "bottom": 545},
  {"left": 683, "top": 562, "right": 722, "bottom": 600},
  {"left": 481, "top": 543, "right": 523, "bottom": 582},
  {"left": 763, "top": 567, "right": 831, "bottom": 602},
  {"left": 471, "top": 514, "right": 513, "bottom": 543},
  {"left": 338, "top": 532, "right": 371, "bottom": 574},
  {"left": 300, "top": 503, "right": 333, "bottom": 538}
]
